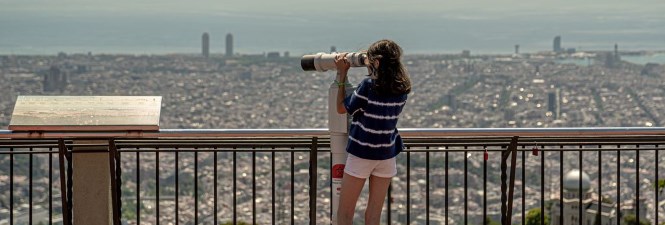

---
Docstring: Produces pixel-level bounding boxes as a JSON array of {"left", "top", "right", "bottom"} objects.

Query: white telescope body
[
  {"left": 328, "top": 80, "right": 354, "bottom": 225},
  {"left": 301, "top": 52, "right": 368, "bottom": 72}
]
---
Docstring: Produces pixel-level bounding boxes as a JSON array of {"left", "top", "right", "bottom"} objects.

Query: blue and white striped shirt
[{"left": 344, "top": 78, "right": 408, "bottom": 160}]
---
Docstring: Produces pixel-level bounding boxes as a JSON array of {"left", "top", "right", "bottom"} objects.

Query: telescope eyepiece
[{"left": 301, "top": 55, "right": 316, "bottom": 71}]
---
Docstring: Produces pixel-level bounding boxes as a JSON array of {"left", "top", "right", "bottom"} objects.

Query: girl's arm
[{"left": 335, "top": 53, "right": 350, "bottom": 114}]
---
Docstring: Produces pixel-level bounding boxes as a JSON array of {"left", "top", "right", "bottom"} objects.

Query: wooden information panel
[{"left": 9, "top": 96, "right": 161, "bottom": 131}]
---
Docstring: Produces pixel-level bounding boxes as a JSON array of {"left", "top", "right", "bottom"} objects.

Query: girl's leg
[
  {"left": 337, "top": 172, "right": 366, "bottom": 225},
  {"left": 365, "top": 175, "right": 391, "bottom": 225}
]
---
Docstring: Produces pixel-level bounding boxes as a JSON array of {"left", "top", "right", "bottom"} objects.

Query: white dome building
[
  {"left": 549, "top": 169, "right": 646, "bottom": 225},
  {"left": 561, "top": 169, "right": 593, "bottom": 200},
  {"left": 550, "top": 169, "right": 613, "bottom": 225}
]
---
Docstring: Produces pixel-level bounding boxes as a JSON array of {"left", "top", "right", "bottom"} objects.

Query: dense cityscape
[{"left": 1, "top": 35, "right": 665, "bottom": 224}]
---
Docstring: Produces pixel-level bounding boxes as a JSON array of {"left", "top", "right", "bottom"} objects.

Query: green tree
[
  {"left": 623, "top": 214, "right": 650, "bottom": 225},
  {"left": 221, "top": 221, "right": 252, "bottom": 225},
  {"left": 656, "top": 179, "right": 665, "bottom": 193},
  {"left": 525, "top": 208, "right": 550, "bottom": 225},
  {"left": 484, "top": 216, "right": 501, "bottom": 225}
]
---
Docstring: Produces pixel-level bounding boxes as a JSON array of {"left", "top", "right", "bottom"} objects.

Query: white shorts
[{"left": 343, "top": 153, "right": 397, "bottom": 179}]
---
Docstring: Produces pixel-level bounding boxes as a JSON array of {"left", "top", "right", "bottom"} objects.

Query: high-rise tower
[
  {"left": 515, "top": 45, "right": 519, "bottom": 54},
  {"left": 226, "top": 33, "right": 233, "bottom": 57},
  {"left": 202, "top": 32, "right": 210, "bottom": 58},
  {"left": 553, "top": 36, "right": 561, "bottom": 52},
  {"left": 548, "top": 89, "right": 561, "bottom": 119}
]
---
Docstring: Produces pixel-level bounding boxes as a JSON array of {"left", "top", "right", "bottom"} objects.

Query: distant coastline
[{"left": 2, "top": 51, "right": 664, "bottom": 65}]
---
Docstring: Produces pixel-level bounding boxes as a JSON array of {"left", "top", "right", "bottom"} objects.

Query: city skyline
[{"left": 2, "top": 1, "right": 664, "bottom": 55}]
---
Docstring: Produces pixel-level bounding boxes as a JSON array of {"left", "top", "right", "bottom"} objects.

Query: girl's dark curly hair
[{"left": 367, "top": 39, "right": 411, "bottom": 96}]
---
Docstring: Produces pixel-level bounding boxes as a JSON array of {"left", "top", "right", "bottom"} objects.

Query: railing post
[
  {"left": 58, "top": 140, "right": 72, "bottom": 225},
  {"left": 108, "top": 139, "right": 121, "bottom": 225},
  {"left": 72, "top": 139, "right": 114, "bottom": 225},
  {"left": 309, "top": 137, "right": 319, "bottom": 225},
  {"left": 502, "top": 136, "right": 519, "bottom": 225}
]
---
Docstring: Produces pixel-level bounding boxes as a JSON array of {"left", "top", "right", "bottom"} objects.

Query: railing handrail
[{"left": 2, "top": 127, "right": 665, "bottom": 138}]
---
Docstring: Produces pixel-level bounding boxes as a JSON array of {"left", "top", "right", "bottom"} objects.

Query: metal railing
[
  {"left": 1, "top": 128, "right": 665, "bottom": 225},
  {"left": 0, "top": 140, "right": 70, "bottom": 225}
]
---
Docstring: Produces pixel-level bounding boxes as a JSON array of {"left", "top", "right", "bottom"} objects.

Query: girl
[{"left": 334, "top": 39, "right": 412, "bottom": 225}]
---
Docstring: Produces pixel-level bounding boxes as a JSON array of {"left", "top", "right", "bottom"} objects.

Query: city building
[
  {"left": 202, "top": 32, "right": 210, "bottom": 58},
  {"left": 548, "top": 89, "right": 560, "bottom": 119},
  {"left": 462, "top": 50, "right": 471, "bottom": 58},
  {"left": 266, "top": 51, "right": 280, "bottom": 58},
  {"left": 445, "top": 94, "right": 457, "bottom": 111},
  {"left": 601, "top": 52, "right": 619, "bottom": 68},
  {"left": 554, "top": 36, "right": 562, "bottom": 53},
  {"left": 43, "top": 65, "right": 68, "bottom": 92},
  {"left": 226, "top": 33, "right": 234, "bottom": 57}
]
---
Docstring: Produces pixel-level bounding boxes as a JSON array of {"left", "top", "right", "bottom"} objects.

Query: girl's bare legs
[
  {"left": 365, "top": 175, "right": 391, "bottom": 225},
  {"left": 337, "top": 172, "right": 366, "bottom": 225}
]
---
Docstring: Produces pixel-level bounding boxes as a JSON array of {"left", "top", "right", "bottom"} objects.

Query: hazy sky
[
  {"left": 2, "top": 0, "right": 664, "bottom": 16},
  {"left": 1, "top": 0, "right": 663, "bottom": 54}
]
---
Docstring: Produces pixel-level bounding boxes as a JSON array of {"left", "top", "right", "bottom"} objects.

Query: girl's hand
[{"left": 334, "top": 52, "right": 351, "bottom": 77}]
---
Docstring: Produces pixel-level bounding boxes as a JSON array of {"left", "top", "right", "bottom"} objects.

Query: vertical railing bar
[
  {"left": 29, "top": 147, "right": 33, "bottom": 225},
  {"left": 175, "top": 149, "right": 179, "bottom": 225},
  {"left": 445, "top": 148, "right": 448, "bottom": 225},
  {"left": 502, "top": 144, "right": 508, "bottom": 225},
  {"left": 598, "top": 145, "right": 602, "bottom": 225},
  {"left": 506, "top": 136, "right": 519, "bottom": 225},
  {"left": 109, "top": 140, "right": 120, "bottom": 225},
  {"left": 67, "top": 146, "right": 73, "bottom": 225},
  {"left": 386, "top": 143, "right": 392, "bottom": 224},
  {"left": 194, "top": 150, "right": 198, "bottom": 225},
  {"left": 522, "top": 145, "right": 526, "bottom": 225},
  {"left": 656, "top": 144, "right": 659, "bottom": 225},
  {"left": 136, "top": 149, "right": 141, "bottom": 225},
  {"left": 559, "top": 145, "right": 563, "bottom": 225},
  {"left": 407, "top": 149, "right": 411, "bottom": 224},
  {"left": 272, "top": 149, "right": 276, "bottom": 225},
  {"left": 654, "top": 144, "right": 660, "bottom": 224},
  {"left": 252, "top": 148, "right": 256, "bottom": 225},
  {"left": 49, "top": 148, "right": 53, "bottom": 225},
  {"left": 291, "top": 150, "right": 295, "bottom": 225},
  {"left": 10, "top": 147, "right": 14, "bottom": 225},
  {"left": 617, "top": 145, "right": 620, "bottom": 225},
  {"left": 117, "top": 148, "right": 122, "bottom": 223},
  {"left": 233, "top": 149, "right": 237, "bottom": 225},
  {"left": 214, "top": 149, "right": 218, "bottom": 225},
  {"left": 636, "top": 144, "right": 640, "bottom": 225},
  {"left": 541, "top": 145, "right": 545, "bottom": 225},
  {"left": 483, "top": 145, "right": 487, "bottom": 225},
  {"left": 328, "top": 150, "right": 332, "bottom": 223},
  {"left": 502, "top": 143, "right": 508, "bottom": 225},
  {"left": 309, "top": 137, "right": 318, "bottom": 225},
  {"left": 578, "top": 146, "right": 582, "bottom": 225},
  {"left": 57, "top": 140, "right": 71, "bottom": 225},
  {"left": 156, "top": 149, "right": 160, "bottom": 225},
  {"left": 464, "top": 146, "right": 468, "bottom": 225},
  {"left": 426, "top": 147, "right": 430, "bottom": 225}
]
